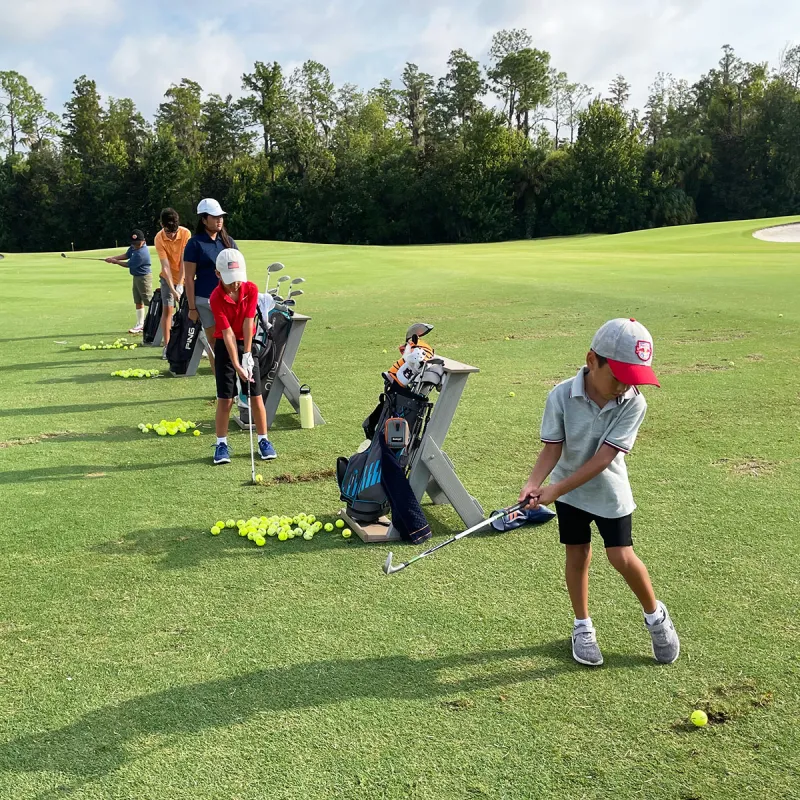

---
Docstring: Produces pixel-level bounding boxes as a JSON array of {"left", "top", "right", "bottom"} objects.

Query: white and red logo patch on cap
[{"left": 635, "top": 340, "right": 652, "bottom": 362}]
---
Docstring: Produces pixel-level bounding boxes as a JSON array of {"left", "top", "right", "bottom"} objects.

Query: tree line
[{"left": 1, "top": 32, "right": 799, "bottom": 252}]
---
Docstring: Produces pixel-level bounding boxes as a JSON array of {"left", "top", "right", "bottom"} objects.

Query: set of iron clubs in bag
[{"left": 265, "top": 262, "right": 304, "bottom": 309}]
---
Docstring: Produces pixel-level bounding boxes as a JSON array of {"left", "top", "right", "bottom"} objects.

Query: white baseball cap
[
  {"left": 197, "top": 198, "right": 226, "bottom": 216},
  {"left": 591, "top": 318, "right": 659, "bottom": 387},
  {"left": 215, "top": 248, "right": 247, "bottom": 284}
]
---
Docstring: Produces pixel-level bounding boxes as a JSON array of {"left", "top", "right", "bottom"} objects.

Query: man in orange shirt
[{"left": 153, "top": 208, "right": 191, "bottom": 358}]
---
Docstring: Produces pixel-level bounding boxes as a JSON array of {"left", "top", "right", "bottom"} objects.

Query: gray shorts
[
  {"left": 159, "top": 277, "right": 184, "bottom": 308},
  {"left": 195, "top": 296, "right": 215, "bottom": 330},
  {"left": 132, "top": 274, "right": 153, "bottom": 306}
]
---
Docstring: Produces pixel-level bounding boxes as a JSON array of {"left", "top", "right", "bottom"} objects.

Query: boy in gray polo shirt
[{"left": 519, "top": 318, "right": 679, "bottom": 667}]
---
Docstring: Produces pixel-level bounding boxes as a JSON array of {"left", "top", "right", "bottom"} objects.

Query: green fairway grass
[{"left": 1, "top": 218, "right": 799, "bottom": 799}]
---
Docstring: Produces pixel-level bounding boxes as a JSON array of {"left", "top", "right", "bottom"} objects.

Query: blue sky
[{"left": 2, "top": 0, "right": 798, "bottom": 118}]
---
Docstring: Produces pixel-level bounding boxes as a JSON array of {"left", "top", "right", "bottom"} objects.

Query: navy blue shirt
[
  {"left": 125, "top": 244, "right": 151, "bottom": 276},
  {"left": 183, "top": 232, "right": 238, "bottom": 299}
]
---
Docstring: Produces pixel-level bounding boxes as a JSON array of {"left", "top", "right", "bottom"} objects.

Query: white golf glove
[{"left": 241, "top": 351, "right": 254, "bottom": 380}]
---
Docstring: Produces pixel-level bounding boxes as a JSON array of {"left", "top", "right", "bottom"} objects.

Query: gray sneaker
[
  {"left": 646, "top": 602, "right": 680, "bottom": 664},
  {"left": 572, "top": 622, "right": 603, "bottom": 666}
]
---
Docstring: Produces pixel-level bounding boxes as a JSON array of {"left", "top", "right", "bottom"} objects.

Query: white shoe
[{"left": 128, "top": 325, "right": 143, "bottom": 335}]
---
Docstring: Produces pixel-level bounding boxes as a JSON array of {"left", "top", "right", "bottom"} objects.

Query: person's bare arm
[
  {"left": 519, "top": 442, "right": 562, "bottom": 506},
  {"left": 184, "top": 261, "right": 198, "bottom": 320},
  {"left": 533, "top": 445, "right": 619, "bottom": 508}
]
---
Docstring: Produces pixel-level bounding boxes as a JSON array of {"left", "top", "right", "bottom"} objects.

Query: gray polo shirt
[{"left": 541, "top": 368, "right": 647, "bottom": 518}]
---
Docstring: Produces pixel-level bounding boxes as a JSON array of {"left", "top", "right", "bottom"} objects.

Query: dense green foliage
[
  {"left": 1, "top": 36, "right": 800, "bottom": 251},
  {"left": 1, "top": 221, "right": 799, "bottom": 798}
]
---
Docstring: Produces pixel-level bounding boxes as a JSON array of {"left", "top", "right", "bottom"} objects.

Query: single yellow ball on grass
[
  {"left": 193, "top": 430, "right": 201, "bottom": 437},
  {"left": 210, "top": 526, "right": 221, "bottom": 535},
  {"left": 278, "top": 531, "right": 288, "bottom": 541},
  {"left": 509, "top": 391, "right": 516, "bottom": 397},
  {"left": 690, "top": 710, "right": 708, "bottom": 727},
  {"left": 226, "top": 520, "right": 235, "bottom": 529},
  {"left": 255, "top": 474, "right": 264, "bottom": 484},
  {"left": 255, "top": 536, "right": 266, "bottom": 546},
  {"left": 342, "top": 529, "right": 352, "bottom": 539},
  {"left": 324, "top": 523, "right": 334, "bottom": 532},
  {"left": 335, "top": 519, "right": 345, "bottom": 529}
]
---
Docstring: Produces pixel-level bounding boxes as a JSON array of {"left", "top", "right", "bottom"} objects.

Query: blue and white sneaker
[
  {"left": 258, "top": 439, "right": 277, "bottom": 460},
  {"left": 213, "top": 441, "right": 231, "bottom": 465}
]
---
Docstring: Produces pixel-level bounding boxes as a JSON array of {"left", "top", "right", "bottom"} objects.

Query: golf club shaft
[
  {"left": 61, "top": 254, "right": 105, "bottom": 261},
  {"left": 247, "top": 382, "right": 256, "bottom": 483},
  {"left": 386, "top": 502, "right": 525, "bottom": 573}
]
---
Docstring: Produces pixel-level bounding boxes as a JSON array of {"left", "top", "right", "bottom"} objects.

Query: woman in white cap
[
  {"left": 208, "top": 248, "right": 277, "bottom": 465},
  {"left": 182, "top": 198, "right": 237, "bottom": 372}
]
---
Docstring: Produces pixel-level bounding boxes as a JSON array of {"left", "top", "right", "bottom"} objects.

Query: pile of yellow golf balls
[
  {"left": 208, "top": 515, "right": 352, "bottom": 545},
  {"left": 139, "top": 418, "right": 198, "bottom": 436},
  {"left": 111, "top": 368, "right": 161, "bottom": 379},
  {"left": 80, "top": 338, "right": 137, "bottom": 351}
]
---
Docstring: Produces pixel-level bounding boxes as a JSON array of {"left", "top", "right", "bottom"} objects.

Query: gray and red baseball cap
[
  {"left": 215, "top": 248, "right": 246, "bottom": 284},
  {"left": 591, "top": 318, "right": 659, "bottom": 387}
]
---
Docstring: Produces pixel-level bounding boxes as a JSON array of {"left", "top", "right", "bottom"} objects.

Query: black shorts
[
  {"left": 555, "top": 501, "right": 633, "bottom": 548},
  {"left": 214, "top": 339, "right": 264, "bottom": 399}
]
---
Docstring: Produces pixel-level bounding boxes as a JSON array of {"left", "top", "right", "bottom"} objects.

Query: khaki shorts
[
  {"left": 132, "top": 274, "right": 153, "bottom": 306},
  {"left": 159, "top": 277, "right": 184, "bottom": 308},
  {"left": 195, "top": 296, "right": 215, "bottom": 330}
]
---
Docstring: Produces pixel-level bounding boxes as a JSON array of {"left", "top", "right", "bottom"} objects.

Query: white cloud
[
  {"left": 8, "top": 61, "right": 54, "bottom": 99},
  {"left": 0, "top": 0, "right": 118, "bottom": 40},
  {"left": 108, "top": 23, "right": 249, "bottom": 111}
]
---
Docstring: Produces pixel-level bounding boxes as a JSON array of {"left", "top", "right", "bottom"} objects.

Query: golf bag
[
  {"left": 142, "top": 289, "right": 162, "bottom": 344},
  {"left": 251, "top": 302, "right": 294, "bottom": 402},
  {"left": 337, "top": 381, "right": 433, "bottom": 527},
  {"left": 166, "top": 296, "right": 202, "bottom": 375}
]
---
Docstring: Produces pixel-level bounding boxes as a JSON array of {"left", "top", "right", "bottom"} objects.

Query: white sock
[
  {"left": 258, "top": 434, "right": 269, "bottom": 442},
  {"left": 216, "top": 437, "right": 227, "bottom": 446},
  {"left": 135, "top": 307, "right": 145, "bottom": 326},
  {"left": 574, "top": 617, "right": 592, "bottom": 629},
  {"left": 644, "top": 603, "right": 664, "bottom": 626}
]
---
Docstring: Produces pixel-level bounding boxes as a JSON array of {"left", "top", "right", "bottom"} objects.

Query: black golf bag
[
  {"left": 166, "top": 296, "right": 202, "bottom": 375},
  {"left": 251, "top": 303, "right": 294, "bottom": 402},
  {"left": 142, "top": 289, "right": 162, "bottom": 344},
  {"left": 336, "top": 382, "right": 433, "bottom": 526}
]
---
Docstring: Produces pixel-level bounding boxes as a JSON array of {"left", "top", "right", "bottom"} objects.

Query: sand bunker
[{"left": 753, "top": 222, "right": 800, "bottom": 242}]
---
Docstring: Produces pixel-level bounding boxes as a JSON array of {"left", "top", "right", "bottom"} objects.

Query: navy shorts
[{"left": 555, "top": 501, "right": 633, "bottom": 548}]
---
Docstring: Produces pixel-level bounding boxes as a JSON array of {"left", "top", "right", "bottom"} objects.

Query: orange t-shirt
[{"left": 154, "top": 226, "right": 191, "bottom": 284}]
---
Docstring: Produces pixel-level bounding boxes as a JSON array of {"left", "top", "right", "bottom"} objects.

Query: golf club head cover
[
  {"left": 378, "top": 436, "right": 431, "bottom": 545},
  {"left": 490, "top": 505, "right": 556, "bottom": 532}
]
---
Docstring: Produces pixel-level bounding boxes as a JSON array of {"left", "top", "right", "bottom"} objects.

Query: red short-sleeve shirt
[{"left": 209, "top": 281, "right": 259, "bottom": 340}]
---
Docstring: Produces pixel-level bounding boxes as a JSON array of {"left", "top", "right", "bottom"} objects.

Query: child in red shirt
[{"left": 208, "top": 249, "right": 277, "bottom": 465}]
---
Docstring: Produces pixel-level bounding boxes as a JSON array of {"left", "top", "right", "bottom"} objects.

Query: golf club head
[
  {"left": 268, "top": 288, "right": 278, "bottom": 295},
  {"left": 60, "top": 253, "right": 67, "bottom": 258},
  {"left": 290, "top": 277, "right": 306, "bottom": 287},
  {"left": 273, "top": 295, "right": 284, "bottom": 303},
  {"left": 276, "top": 276, "right": 290, "bottom": 285},
  {"left": 288, "top": 289, "right": 304, "bottom": 298},
  {"left": 283, "top": 299, "right": 296, "bottom": 307},
  {"left": 267, "top": 262, "right": 285, "bottom": 274},
  {"left": 406, "top": 322, "right": 434, "bottom": 341},
  {"left": 382, "top": 552, "right": 406, "bottom": 575}
]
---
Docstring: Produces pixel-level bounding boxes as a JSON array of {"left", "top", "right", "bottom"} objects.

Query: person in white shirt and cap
[{"left": 519, "top": 318, "right": 680, "bottom": 668}]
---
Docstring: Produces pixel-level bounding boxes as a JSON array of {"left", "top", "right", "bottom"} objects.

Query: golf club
[
  {"left": 61, "top": 253, "right": 106, "bottom": 262},
  {"left": 0, "top": 254, "right": 5, "bottom": 260},
  {"left": 268, "top": 288, "right": 279, "bottom": 296},
  {"left": 382, "top": 501, "right": 526, "bottom": 575},
  {"left": 288, "top": 289, "right": 304, "bottom": 300},
  {"left": 246, "top": 381, "right": 256, "bottom": 484},
  {"left": 276, "top": 276, "right": 290, "bottom": 294},
  {"left": 282, "top": 299, "right": 296, "bottom": 308},
  {"left": 406, "top": 322, "right": 434, "bottom": 341},
  {"left": 289, "top": 277, "right": 306, "bottom": 289},
  {"left": 265, "top": 261, "right": 284, "bottom": 293}
]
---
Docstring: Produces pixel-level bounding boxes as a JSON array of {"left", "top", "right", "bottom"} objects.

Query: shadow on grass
[
  {"left": 0, "top": 643, "right": 653, "bottom": 789},
  {"left": 36, "top": 373, "right": 122, "bottom": 386},
  {"left": 0, "top": 458, "right": 209, "bottom": 485},
  {"left": 3, "top": 357, "right": 161, "bottom": 373},
  {"left": 0, "top": 331, "right": 121, "bottom": 344},
  {"left": 0, "top": 397, "right": 210, "bottom": 419}
]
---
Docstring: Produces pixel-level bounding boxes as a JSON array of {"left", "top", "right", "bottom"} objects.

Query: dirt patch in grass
[
  {"left": 673, "top": 679, "right": 774, "bottom": 732},
  {"left": 713, "top": 457, "right": 777, "bottom": 478},
  {"left": 441, "top": 697, "right": 475, "bottom": 711},
  {"left": 262, "top": 468, "right": 336, "bottom": 486},
  {"left": 659, "top": 362, "right": 732, "bottom": 375},
  {"left": 673, "top": 330, "right": 751, "bottom": 344},
  {"left": 0, "top": 431, "right": 73, "bottom": 448},
  {"left": 745, "top": 353, "right": 765, "bottom": 362}
]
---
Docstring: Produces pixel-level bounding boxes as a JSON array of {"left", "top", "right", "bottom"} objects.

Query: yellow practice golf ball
[
  {"left": 324, "top": 523, "right": 334, "bottom": 532},
  {"left": 255, "top": 474, "right": 263, "bottom": 484},
  {"left": 226, "top": 520, "right": 235, "bottom": 529},
  {"left": 255, "top": 537, "right": 266, "bottom": 547},
  {"left": 509, "top": 391, "right": 516, "bottom": 397},
  {"left": 342, "top": 529, "right": 352, "bottom": 539},
  {"left": 210, "top": 526, "right": 221, "bottom": 535},
  {"left": 335, "top": 519, "right": 345, "bottom": 529},
  {"left": 278, "top": 531, "right": 288, "bottom": 541},
  {"left": 690, "top": 710, "right": 708, "bottom": 727}
]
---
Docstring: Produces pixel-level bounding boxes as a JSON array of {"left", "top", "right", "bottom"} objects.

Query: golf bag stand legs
[{"left": 385, "top": 357, "right": 484, "bottom": 540}]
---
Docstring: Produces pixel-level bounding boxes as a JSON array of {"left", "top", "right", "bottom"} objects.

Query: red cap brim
[{"left": 607, "top": 358, "right": 660, "bottom": 387}]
